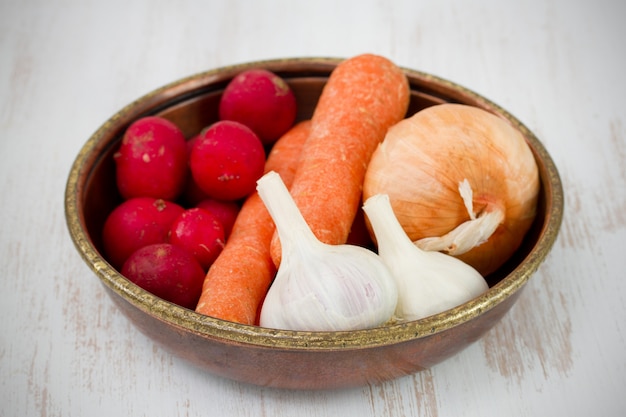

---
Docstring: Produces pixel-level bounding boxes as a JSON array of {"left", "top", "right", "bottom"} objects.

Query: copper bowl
[{"left": 65, "top": 57, "right": 563, "bottom": 390}]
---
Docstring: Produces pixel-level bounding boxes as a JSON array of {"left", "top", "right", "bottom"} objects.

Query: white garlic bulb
[
  {"left": 256, "top": 171, "right": 398, "bottom": 331},
  {"left": 363, "top": 193, "right": 489, "bottom": 321}
]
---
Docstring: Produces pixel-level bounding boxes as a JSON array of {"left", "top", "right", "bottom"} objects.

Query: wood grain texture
[{"left": 1, "top": 0, "right": 625, "bottom": 416}]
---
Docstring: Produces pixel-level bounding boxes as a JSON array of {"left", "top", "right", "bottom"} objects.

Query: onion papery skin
[{"left": 363, "top": 103, "right": 539, "bottom": 276}]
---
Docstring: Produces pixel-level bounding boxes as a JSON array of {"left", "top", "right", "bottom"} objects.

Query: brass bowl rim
[{"left": 64, "top": 57, "right": 564, "bottom": 350}]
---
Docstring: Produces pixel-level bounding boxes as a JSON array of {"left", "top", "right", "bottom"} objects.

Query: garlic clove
[
  {"left": 256, "top": 171, "right": 398, "bottom": 331},
  {"left": 363, "top": 193, "right": 489, "bottom": 322}
]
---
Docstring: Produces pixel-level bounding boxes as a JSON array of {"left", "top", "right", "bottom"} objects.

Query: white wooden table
[{"left": 1, "top": 1, "right": 624, "bottom": 415}]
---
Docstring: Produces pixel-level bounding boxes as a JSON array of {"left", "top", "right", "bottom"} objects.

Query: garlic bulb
[
  {"left": 256, "top": 171, "right": 398, "bottom": 331},
  {"left": 363, "top": 193, "right": 488, "bottom": 321}
]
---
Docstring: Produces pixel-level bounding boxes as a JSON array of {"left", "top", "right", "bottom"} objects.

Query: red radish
[
  {"left": 189, "top": 120, "right": 266, "bottom": 201},
  {"left": 195, "top": 198, "right": 240, "bottom": 238},
  {"left": 114, "top": 116, "right": 188, "bottom": 200},
  {"left": 182, "top": 134, "right": 210, "bottom": 205},
  {"left": 121, "top": 243, "right": 205, "bottom": 309},
  {"left": 219, "top": 69, "right": 297, "bottom": 145},
  {"left": 168, "top": 208, "right": 225, "bottom": 270},
  {"left": 102, "top": 197, "right": 184, "bottom": 269}
]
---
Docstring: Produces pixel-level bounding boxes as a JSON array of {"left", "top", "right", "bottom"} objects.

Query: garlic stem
[
  {"left": 256, "top": 171, "right": 398, "bottom": 331},
  {"left": 255, "top": 170, "right": 319, "bottom": 255},
  {"left": 363, "top": 193, "right": 489, "bottom": 321},
  {"left": 415, "top": 179, "right": 504, "bottom": 255}
]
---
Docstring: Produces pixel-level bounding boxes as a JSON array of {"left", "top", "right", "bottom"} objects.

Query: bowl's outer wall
[
  {"left": 69, "top": 58, "right": 561, "bottom": 390},
  {"left": 106, "top": 283, "right": 521, "bottom": 390}
]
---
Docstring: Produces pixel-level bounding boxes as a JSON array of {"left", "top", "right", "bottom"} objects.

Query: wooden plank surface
[{"left": 1, "top": 0, "right": 624, "bottom": 415}]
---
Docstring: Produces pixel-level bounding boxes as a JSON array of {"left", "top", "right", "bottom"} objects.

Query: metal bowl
[{"left": 65, "top": 57, "right": 563, "bottom": 390}]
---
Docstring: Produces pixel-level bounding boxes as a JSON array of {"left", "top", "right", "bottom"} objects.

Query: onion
[{"left": 363, "top": 103, "right": 539, "bottom": 276}]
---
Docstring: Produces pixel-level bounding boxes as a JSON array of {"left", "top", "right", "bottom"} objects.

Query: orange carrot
[
  {"left": 195, "top": 120, "right": 310, "bottom": 325},
  {"left": 270, "top": 54, "right": 410, "bottom": 265}
]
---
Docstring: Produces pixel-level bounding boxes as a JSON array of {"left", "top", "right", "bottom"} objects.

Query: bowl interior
[{"left": 67, "top": 58, "right": 563, "bottom": 350}]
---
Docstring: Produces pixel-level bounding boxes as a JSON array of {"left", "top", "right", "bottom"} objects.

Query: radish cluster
[{"left": 103, "top": 69, "right": 297, "bottom": 309}]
